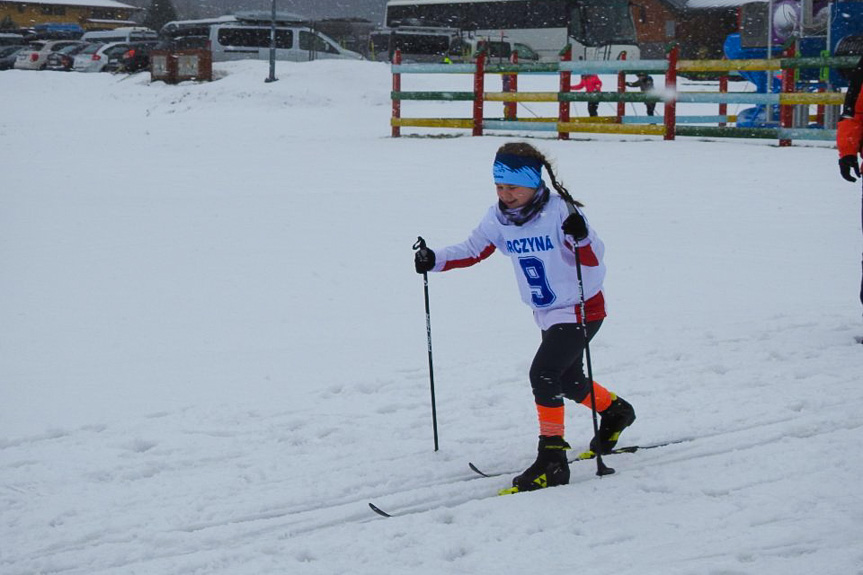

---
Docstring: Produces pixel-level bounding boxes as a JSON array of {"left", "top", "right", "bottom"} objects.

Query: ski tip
[
  {"left": 498, "top": 486, "right": 520, "bottom": 496},
  {"left": 368, "top": 502, "right": 392, "bottom": 518}
]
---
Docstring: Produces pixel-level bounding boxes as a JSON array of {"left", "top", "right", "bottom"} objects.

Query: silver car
[{"left": 72, "top": 42, "right": 131, "bottom": 72}]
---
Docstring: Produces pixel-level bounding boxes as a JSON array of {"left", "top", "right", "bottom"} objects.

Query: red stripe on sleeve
[
  {"left": 575, "top": 291, "right": 607, "bottom": 323},
  {"left": 441, "top": 244, "right": 496, "bottom": 271},
  {"left": 563, "top": 240, "right": 599, "bottom": 267},
  {"left": 576, "top": 244, "right": 599, "bottom": 267}
]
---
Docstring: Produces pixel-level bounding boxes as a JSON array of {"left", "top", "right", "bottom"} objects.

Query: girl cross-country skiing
[{"left": 414, "top": 142, "right": 636, "bottom": 492}]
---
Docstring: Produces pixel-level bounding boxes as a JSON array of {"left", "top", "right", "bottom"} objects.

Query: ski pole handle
[{"left": 413, "top": 236, "right": 427, "bottom": 251}]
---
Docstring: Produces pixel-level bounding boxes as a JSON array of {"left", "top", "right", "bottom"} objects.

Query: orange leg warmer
[
  {"left": 578, "top": 381, "right": 615, "bottom": 413},
  {"left": 536, "top": 404, "right": 565, "bottom": 437}
]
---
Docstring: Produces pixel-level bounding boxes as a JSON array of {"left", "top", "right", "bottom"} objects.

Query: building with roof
[
  {"left": 632, "top": 0, "right": 767, "bottom": 59},
  {"left": 0, "top": 0, "right": 140, "bottom": 32}
]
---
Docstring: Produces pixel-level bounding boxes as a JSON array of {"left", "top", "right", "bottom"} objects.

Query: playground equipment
[
  {"left": 725, "top": 0, "right": 863, "bottom": 128},
  {"left": 389, "top": 46, "right": 859, "bottom": 145}
]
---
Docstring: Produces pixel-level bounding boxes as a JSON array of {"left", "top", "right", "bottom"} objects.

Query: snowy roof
[
  {"left": 86, "top": 18, "right": 137, "bottom": 24},
  {"left": 387, "top": 0, "right": 522, "bottom": 5},
  {"left": 386, "top": 0, "right": 768, "bottom": 7},
  {"left": 0, "top": 0, "right": 138, "bottom": 9},
  {"left": 686, "top": 0, "right": 768, "bottom": 7},
  {"left": 661, "top": 0, "right": 767, "bottom": 9}
]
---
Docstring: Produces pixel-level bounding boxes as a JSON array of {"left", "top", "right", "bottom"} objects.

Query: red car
[{"left": 104, "top": 41, "right": 160, "bottom": 73}]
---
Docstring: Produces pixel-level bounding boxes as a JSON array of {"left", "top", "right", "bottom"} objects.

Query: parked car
[
  {"left": 162, "top": 16, "right": 362, "bottom": 63},
  {"left": 73, "top": 42, "right": 134, "bottom": 72},
  {"left": 45, "top": 42, "right": 90, "bottom": 71},
  {"left": 0, "top": 32, "right": 26, "bottom": 47},
  {"left": 14, "top": 40, "right": 84, "bottom": 70},
  {"left": 103, "top": 40, "right": 159, "bottom": 73},
  {"left": 0, "top": 45, "right": 27, "bottom": 70},
  {"left": 446, "top": 37, "right": 541, "bottom": 63},
  {"left": 71, "top": 42, "right": 103, "bottom": 71},
  {"left": 210, "top": 22, "right": 362, "bottom": 62}
]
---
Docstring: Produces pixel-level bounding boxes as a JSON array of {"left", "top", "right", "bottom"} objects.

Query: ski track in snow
[
  {"left": 3, "top": 313, "right": 861, "bottom": 574},
  {"left": 1, "top": 61, "right": 862, "bottom": 574}
]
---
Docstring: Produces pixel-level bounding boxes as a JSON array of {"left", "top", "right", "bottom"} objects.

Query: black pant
[
  {"left": 646, "top": 102, "right": 656, "bottom": 116},
  {"left": 587, "top": 102, "right": 598, "bottom": 117},
  {"left": 529, "top": 321, "right": 602, "bottom": 408}
]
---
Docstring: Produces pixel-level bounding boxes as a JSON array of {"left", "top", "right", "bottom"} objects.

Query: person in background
[
  {"left": 572, "top": 73, "right": 602, "bottom": 117},
  {"left": 414, "top": 142, "right": 636, "bottom": 492},
  {"left": 626, "top": 72, "right": 656, "bottom": 116},
  {"left": 837, "top": 55, "right": 863, "bottom": 315}
]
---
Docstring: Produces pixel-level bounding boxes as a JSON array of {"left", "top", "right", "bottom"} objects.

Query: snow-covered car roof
[{"left": 10, "top": 0, "right": 137, "bottom": 9}]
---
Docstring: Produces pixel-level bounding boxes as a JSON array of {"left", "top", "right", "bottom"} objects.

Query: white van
[
  {"left": 208, "top": 23, "right": 363, "bottom": 62},
  {"left": 162, "top": 16, "right": 362, "bottom": 63},
  {"left": 81, "top": 27, "right": 158, "bottom": 44}
]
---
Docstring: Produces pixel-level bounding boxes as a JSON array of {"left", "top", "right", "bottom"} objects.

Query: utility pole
[{"left": 265, "top": 0, "right": 277, "bottom": 83}]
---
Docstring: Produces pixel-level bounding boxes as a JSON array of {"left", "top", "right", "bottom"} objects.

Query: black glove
[
  {"left": 414, "top": 247, "right": 435, "bottom": 274},
  {"left": 562, "top": 212, "right": 588, "bottom": 242},
  {"left": 840, "top": 155, "right": 860, "bottom": 182}
]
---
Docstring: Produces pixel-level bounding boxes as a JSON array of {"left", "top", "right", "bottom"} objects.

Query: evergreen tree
[
  {"left": 142, "top": 0, "right": 178, "bottom": 32},
  {"left": 0, "top": 15, "right": 17, "bottom": 31}
]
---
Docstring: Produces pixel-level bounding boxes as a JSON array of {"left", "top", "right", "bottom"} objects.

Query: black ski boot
[
  {"left": 589, "top": 395, "right": 636, "bottom": 454},
  {"left": 511, "top": 435, "right": 571, "bottom": 492}
]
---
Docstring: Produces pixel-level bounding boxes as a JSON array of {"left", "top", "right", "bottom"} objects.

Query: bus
[
  {"left": 368, "top": 25, "right": 541, "bottom": 63},
  {"left": 384, "top": 0, "right": 639, "bottom": 61}
]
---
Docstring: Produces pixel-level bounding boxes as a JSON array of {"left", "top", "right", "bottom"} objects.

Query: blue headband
[{"left": 493, "top": 153, "right": 542, "bottom": 188}]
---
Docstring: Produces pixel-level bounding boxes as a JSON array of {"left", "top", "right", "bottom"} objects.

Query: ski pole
[
  {"left": 413, "top": 236, "right": 439, "bottom": 452},
  {"left": 518, "top": 101, "right": 540, "bottom": 118},
  {"left": 572, "top": 237, "right": 614, "bottom": 477}
]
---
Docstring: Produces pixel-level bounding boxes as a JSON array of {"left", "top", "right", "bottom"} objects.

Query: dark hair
[{"left": 496, "top": 142, "right": 583, "bottom": 207}]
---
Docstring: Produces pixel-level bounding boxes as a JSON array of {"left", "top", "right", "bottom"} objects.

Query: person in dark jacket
[
  {"left": 837, "top": 55, "right": 863, "bottom": 311},
  {"left": 626, "top": 72, "right": 656, "bottom": 116}
]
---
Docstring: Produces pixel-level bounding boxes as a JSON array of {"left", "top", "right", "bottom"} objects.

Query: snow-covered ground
[{"left": 1, "top": 61, "right": 862, "bottom": 575}]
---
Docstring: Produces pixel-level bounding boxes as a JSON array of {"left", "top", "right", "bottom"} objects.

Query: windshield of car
[
  {"left": 513, "top": 43, "right": 539, "bottom": 60},
  {"left": 46, "top": 42, "right": 76, "bottom": 52},
  {"left": 79, "top": 43, "right": 103, "bottom": 55},
  {"left": 0, "top": 46, "right": 25, "bottom": 57},
  {"left": 104, "top": 44, "right": 130, "bottom": 57},
  {"left": 128, "top": 41, "right": 157, "bottom": 51},
  {"left": 476, "top": 40, "right": 510, "bottom": 58},
  {"left": 58, "top": 43, "right": 85, "bottom": 55}
]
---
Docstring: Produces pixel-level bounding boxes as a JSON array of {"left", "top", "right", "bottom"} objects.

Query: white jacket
[{"left": 431, "top": 193, "right": 607, "bottom": 330}]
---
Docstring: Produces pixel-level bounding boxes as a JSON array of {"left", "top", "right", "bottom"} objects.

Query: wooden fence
[{"left": 391, "top": 46, "right": 859, "bottom": 146}]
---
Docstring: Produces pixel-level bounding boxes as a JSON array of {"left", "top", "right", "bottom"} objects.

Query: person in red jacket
[
  {"left": 572, "top": 73, "right": 602, "bottom": 117},
  {"left": 837, "top": 55, "right": 863, "bottom": 310}
]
